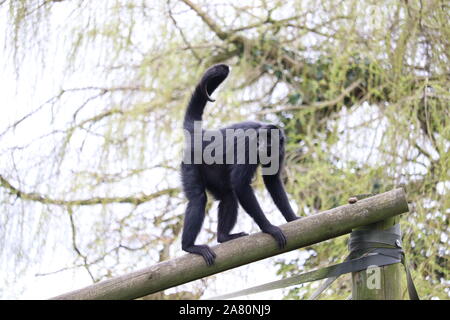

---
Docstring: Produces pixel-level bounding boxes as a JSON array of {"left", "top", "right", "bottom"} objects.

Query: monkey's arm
[
  {"left": 233, "top": 182, "right": 287, "bottom": 249},
  {"left": 263, "top": 174, "right": 300, "bottom": 222}
]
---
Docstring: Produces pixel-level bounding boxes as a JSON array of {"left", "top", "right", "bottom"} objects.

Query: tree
[{"left": 0, "top": 0, "right": 448, "bottom": 299}]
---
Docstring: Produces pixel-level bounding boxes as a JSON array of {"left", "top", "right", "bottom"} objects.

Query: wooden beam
[{"left": 51, "top": 188, "right": 409, "bottom": 300}]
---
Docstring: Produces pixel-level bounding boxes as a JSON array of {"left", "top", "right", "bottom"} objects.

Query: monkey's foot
[
  {"left": 183, "top": 244, "right": 216, "bottom": 266},
  {"left": 217, "top": 232, "right": 248, "bottom": 243}
]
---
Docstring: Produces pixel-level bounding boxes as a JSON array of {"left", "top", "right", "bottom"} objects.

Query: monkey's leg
[
  {"left": 181, "top": 191, "right": 217, "bottom": 266},
  {"left": 217, "top": 194, "right": 248, "bottom": 243},
  {"left": 263, "top": 174, "right": 300, "bottom": 222}
]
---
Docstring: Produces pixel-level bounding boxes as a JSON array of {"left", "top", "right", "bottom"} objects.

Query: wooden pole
[
  {"left": 351, "top": 216, "right": 408, "bottom": 299},
  {"left": 51, "top": 188, "right": 409, "bottom": 300}
]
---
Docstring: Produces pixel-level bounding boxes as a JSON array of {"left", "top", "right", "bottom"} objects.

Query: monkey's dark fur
[{"left": 181, "top": 64, "right": 299, "bottom": 265}]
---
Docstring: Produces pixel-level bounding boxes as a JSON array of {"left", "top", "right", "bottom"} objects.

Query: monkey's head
[
  {"left": 201, "top": 64, "right": 230, "bottom": 102},
  {"left": 258, "top": 124, "right": 286, "bottom": 161}
]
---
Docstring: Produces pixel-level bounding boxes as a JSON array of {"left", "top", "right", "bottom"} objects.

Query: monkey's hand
[
  {"left": 183, "top": 244, "right": 217, "bottom": 266},
  {"left": 286, "top": 215, "right": 301, "bottom": 222},
  {"left": 262, "top": 225, "right": 287, "bottom": 249}
]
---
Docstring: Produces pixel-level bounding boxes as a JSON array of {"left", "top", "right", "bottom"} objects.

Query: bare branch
[
  {"left": 167, "top": 0, "right": 202, "bottom": 63},
  {"left": 180, "top": 0, "right": 229, "bottom": 40},
  {"left": 0, "top": 174, "right": 180, "bottom": 206},
  {"left": 229, "top": 14, "right": 306, "bottom": 33},
  {"left": 257, "top": 79, "right": 363, "bottom": 115},
  {"left": 67, "top": 206, "right": 96, "bottom": 282}
]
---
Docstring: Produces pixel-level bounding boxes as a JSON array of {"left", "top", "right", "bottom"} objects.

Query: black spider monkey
[{"left": 181, "top": 64, "right": 299, "bottom": 265}]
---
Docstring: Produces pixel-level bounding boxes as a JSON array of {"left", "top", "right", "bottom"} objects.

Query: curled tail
[{"left": 184, "top": 64, "right": 230, "bottom": 132}]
